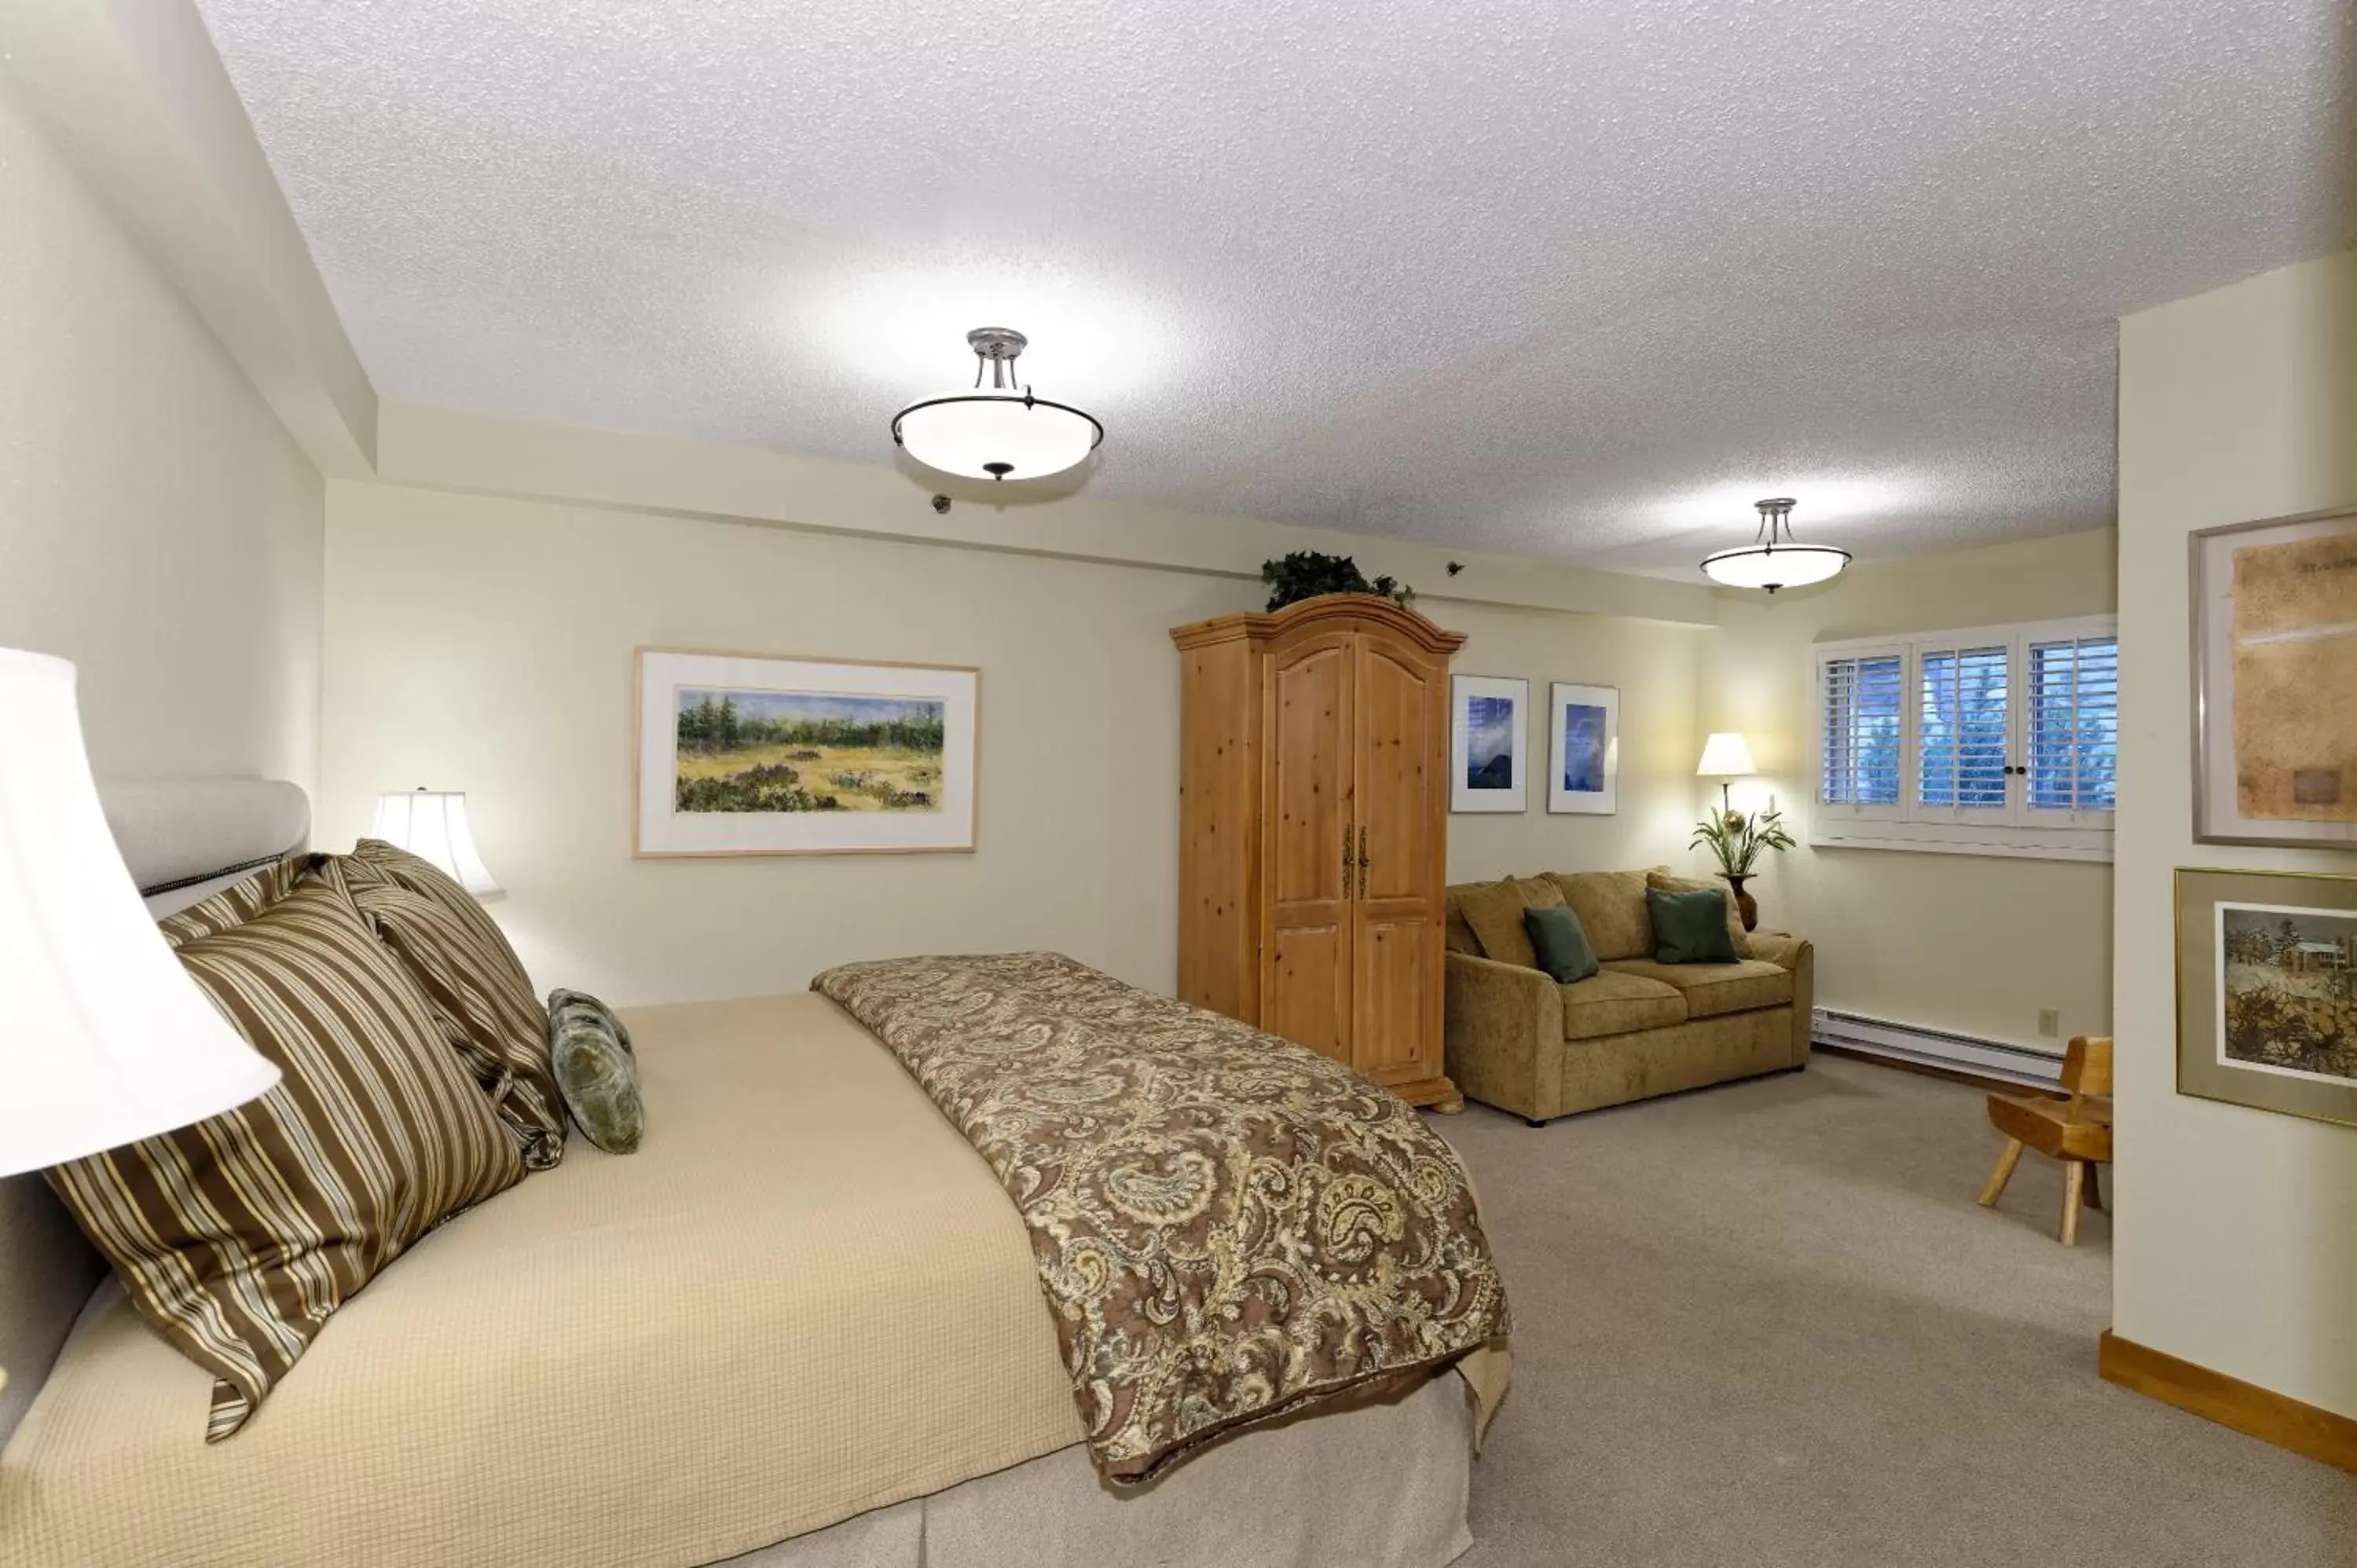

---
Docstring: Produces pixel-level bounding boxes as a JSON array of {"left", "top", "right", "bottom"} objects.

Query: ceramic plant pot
[{"left": 1721, "top": 872, "right": 1759, "bottom": 932}]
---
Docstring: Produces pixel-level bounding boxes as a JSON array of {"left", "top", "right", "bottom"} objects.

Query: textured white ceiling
[{"left": 192, "top": 0, "right": 2355, "bottom": 575}]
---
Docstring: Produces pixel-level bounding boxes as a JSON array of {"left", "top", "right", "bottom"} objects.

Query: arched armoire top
[{"left": 1169, "top": 593, "right": 1468, "bottom": 656}]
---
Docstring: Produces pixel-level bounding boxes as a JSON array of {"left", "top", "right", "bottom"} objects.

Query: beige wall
[
  {"left": 2114, "top": 250, "right": 2357, "bottom": 1415},
  {"left": 1700, "top": 529, "right": 2119, "bottom": 1050},
  {"left": 1440, "top": 605, "right": 1706, "bottom": 885},
  {"left": 0, "top": 75, "right": 322, "bottom": 789},
  {"left": 321, "top": 482, "right": 1704, "bottom": 1006}
]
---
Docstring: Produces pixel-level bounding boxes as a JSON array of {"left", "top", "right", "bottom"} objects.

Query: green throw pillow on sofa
[
  {"left": 1523, "top": 904, "right": 1600, "bottom": 983},
  {"left": 1648, "top": 887, "right": 1739, "bottom": 965}
]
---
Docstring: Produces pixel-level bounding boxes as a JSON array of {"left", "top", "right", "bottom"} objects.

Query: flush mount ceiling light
[
  {"left": 890, "top": 327, "right": 1104, "bottom": 482},
  {"left": 1699, "top": 496, "right": 1852, "bottom": 593}
]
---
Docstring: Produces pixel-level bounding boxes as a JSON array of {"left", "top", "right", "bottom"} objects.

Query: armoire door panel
[
  {"left": 1353, "top": 913, "right": 1437, "bottom": 1082},
  {"left": 1268, "top": 638, "right": 1354, "bottom": 909},
  {"left": 1352, "top": 637, "right": 1439, "bottom": 904},
  {"left": 1269, "top": 922, "right": 1353, "bottom": 1064},
  {"left": 1351, "top": 632, "right": 1444, "bottom": 1083},
  {"left": 1263, "top": 631, "right": 1356, "bottom": 1064}
]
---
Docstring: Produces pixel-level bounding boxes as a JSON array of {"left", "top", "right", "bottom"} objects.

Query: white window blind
[
  {"left": 1820, "top": 653, "right": 1902, "bottom": 806},
  {"left": 1917, "top": 643, "right": 2010, "bottom": 810},
  {"left": 2026, "top": 634, "right": 2118, "bottom": 814},
  {"left": 1811, "top": 616, "right": 2117, "bottom": 861}
]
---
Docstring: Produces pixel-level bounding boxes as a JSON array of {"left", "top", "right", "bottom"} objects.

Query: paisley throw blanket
[{"left": 812, "top": 951, "right": 1512, "bottom": 1483}]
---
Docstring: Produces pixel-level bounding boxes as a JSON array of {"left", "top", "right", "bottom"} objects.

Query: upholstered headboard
[{"left": 0, "top": 779, "right": 309, "bottom": 1447}]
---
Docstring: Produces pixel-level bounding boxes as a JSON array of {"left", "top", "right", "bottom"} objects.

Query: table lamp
[
  {"left": 368, "top": 787, "right": 501, "bottom": 899},
  {"left": 1696, "top": 731, "right": 1758, "bottom": 826},
  {"left": 0, "top": 650, "right": 284, "bottom": 1389}
]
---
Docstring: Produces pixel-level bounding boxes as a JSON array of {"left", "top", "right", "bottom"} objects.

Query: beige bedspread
[{"left": 0, "top": 995, "right": 1083, "bottom": 1568}]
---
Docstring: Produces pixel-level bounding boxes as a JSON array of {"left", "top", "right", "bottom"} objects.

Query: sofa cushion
[
  {"left": 1524, "top": 904, "right": 1600, "bottom": 983},
  {"left": 1545, "top": 868, "right": 1656, "bottom": 961},
  {"left": 1646, "top": 870, "right": 1752, "bottom": 959},
  {"left": 1444, "top": 890, "right": 1481, "bottom": 954},
  {"left": 1647, "top": 886, "right": 1741, "bottom": 964},
  {"left": 1559, "top": 969, "right": 1688, "bottom": 1040},
  {"left": 1603, "top": 958, "right": 1794, "bottom": 1019},
  {"left": 1459, "top": 875, "right": 1567, "bottom": 969}
]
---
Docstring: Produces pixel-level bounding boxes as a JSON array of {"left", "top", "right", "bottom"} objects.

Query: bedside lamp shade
[
  {"left": 0, "top": 650, "right": 281, "bottom": 1178},
  {"left": 369, "top": 789, "right": 501, "bottom": 898},
  {"left": 1696, "top": 732, "right": 1758, "bottom": 779}
]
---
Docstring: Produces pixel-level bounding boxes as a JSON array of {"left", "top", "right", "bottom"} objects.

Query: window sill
[{"left": 1811, "top": 818, "right": 2113, "bottom": 864}]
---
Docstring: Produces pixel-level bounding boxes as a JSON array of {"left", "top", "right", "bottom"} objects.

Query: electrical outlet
[{"left": 2037, "top": 1009, "right": 2061, "bottom": 1039}]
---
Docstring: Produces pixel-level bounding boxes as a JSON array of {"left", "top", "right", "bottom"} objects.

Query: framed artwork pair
[
  {"left": 1450, "top": 676, "right": 1618, "bottom": 815},
  {"left": 2176, "top": 505, "right": 2357, "bottom": 1127}
]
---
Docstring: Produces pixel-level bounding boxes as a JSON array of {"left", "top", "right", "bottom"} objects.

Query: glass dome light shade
[
  {"left": 1699, "top": 543, "right": 1851, "bottom": 592},
  {"left": 891, "top": 390, "right": 1103, "bottom": 482}
]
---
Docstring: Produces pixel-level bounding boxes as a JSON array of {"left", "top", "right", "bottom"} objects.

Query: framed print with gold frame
[
  {"left": 2176, "top": 866, "right": 2357, "bottom": 1128},
  {"left": 2190, "top": 505, "right": 2357, "bottom": 848}
]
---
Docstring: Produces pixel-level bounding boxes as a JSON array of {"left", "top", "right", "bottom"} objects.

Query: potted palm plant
[{"left": 1690, "top": 801, "right": 1796, "bottom": 932}]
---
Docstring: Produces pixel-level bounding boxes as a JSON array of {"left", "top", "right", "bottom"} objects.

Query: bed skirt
[{"left": 717, "top": 1370, "right": 1475, "bottom": 1568}]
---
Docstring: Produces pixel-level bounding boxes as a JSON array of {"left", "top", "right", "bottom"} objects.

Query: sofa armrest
[
  {"left": 1746, "top": 932, "right": 1814, "bottom": 1066},
  {"left": 1444, "top": 951, "right": 1564, "bottom": 1120}
]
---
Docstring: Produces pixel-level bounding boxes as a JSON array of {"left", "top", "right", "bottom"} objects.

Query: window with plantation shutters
[
  {"left": 2026, "top": 635, "right": 2118, "bottom": 815},
  {"left": 1819, "top": 652, "right": 1902, "bottom": 808},
  {"left": 1811, "top": 615, "right": 2116, "bottom": 862},
  {"left": 1917, "top": 643, "right": 2009, "bottom": 811}
]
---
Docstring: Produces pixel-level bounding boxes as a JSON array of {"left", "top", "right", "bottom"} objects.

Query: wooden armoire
[{"left": 1170, "top": 593, "right": 1465, "bottom": 1110}]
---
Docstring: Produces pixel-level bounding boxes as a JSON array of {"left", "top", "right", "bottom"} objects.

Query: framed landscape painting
[
  {"left": 635, "top": 648, "right": 978, "bottom": 856},
  {"left": 1451, "top": 675, "right": 1527, "bottom": 813},
  {"left": 1548, "top": 682, "right": 1620, "bottom": 815},
  {"left": 2176, "top": 866, "right": 2357, "bottom": 1127},
  {"left": 2191, "top": 506, "right": 2357, "bottom": 848}
]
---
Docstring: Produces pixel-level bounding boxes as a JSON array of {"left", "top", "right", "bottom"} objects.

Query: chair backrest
[{"left": 2062, "top": 1036, "right": 2113, "bottom": 1107}]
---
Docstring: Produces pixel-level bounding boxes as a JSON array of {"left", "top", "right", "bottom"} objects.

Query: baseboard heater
[{"left": 1811, "top": 1008, "right": 2064, "bottom": 1090}]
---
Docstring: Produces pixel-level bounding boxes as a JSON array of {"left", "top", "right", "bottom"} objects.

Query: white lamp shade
[
  {"left": 1696, "top": 732, "right": 1758, "bottom": 778},
  {"left": 1699, "top": 544, "right": 1850, "bottom": 591},
  {"left": 368, "top": 789, "right": 501, "bottom": 897},
  {"left": 0, "top": 650, "right": 280, "bottom": 1177},
  {"left": 893, "top": 394, "right": 1102, "bottom": 482}
]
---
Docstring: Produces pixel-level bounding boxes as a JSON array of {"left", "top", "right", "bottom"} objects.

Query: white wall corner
[{"left": 0, "top": 0, "right": 376, "bottom": 478}]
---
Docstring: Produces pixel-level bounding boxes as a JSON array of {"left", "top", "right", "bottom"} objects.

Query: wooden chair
[{"left": 1978, "top": 1035, "right": 2113, "bottom": 1245}]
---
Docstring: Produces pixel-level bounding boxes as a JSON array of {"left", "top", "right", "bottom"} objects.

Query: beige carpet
[{"left": 1435, "top": 1052, "right": 2357, "bottom": 1566}]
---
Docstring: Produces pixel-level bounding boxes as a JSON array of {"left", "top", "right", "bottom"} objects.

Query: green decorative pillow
[
  {"left": 547, "top": 989, "right": 643, "bottom": 1154},
  {"left": 1523, "top": 904, "right": 1600, "bottom": 983},
  {"left": 1648, "top": 887, "right": 1739, "bottom": 965}
]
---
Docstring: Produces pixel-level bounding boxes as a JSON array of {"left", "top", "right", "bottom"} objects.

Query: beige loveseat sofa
[{"left": 1442, "top": 868, "right": 1813, "bottom": 1125}]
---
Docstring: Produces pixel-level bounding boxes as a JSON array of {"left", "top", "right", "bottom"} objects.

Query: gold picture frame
[
  {"left": 2189, "top": 504, "right": 2357, "bottom": 848},
  {"left": 632, "top": 646, "right": 980, "bottom": 858},
  {"left": 2176, "top": 866, "right": 2357, "bottom": 1127}
]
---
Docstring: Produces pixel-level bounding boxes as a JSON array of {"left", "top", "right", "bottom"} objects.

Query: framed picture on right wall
[
  {"left": 2176, "top": 866, "right": 2357, "bottom": 1127},
  {"left": 1547, "top": 683, "right": 1619, "bottom": 815},
  {"left": 2190, "top": 504, "right": 2357, "bottom": 848}
]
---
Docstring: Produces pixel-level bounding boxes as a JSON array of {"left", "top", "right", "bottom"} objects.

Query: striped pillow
[
  {"left": 339, "top": 841, "right": 566, "bottom": 1170},
  {"left": 46, "top": 870, "right": 524, "bottom": 1441}
]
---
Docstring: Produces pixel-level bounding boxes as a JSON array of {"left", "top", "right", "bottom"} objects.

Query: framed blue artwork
[
  {"left": 1548, "top": 683, "right": 1619, "bottom": 815},
  {"left": 1450, "top": 674, "right": 1528, "bottom": 813}
]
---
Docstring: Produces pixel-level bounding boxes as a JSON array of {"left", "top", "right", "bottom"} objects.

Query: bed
[{"left": 0, "top": 782, "right": 1507, "bottom": 1567}]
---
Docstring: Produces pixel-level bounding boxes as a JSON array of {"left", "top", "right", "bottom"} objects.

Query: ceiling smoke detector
[
  {"left": 890, "top": 327, "right": 1105, "bottom": 482},
  {"left": 1699, "top": 496, "right": 1851, "bottom": 593}
]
